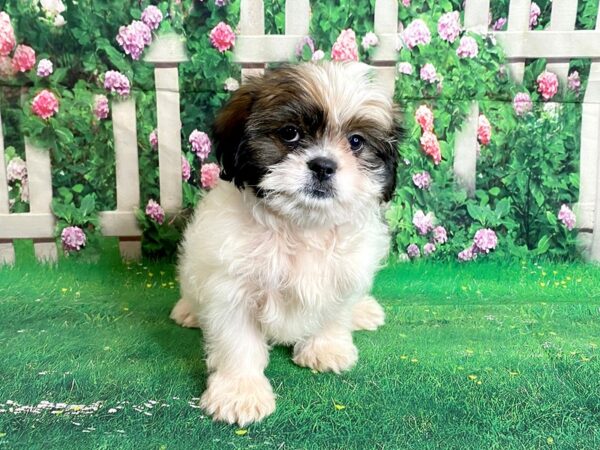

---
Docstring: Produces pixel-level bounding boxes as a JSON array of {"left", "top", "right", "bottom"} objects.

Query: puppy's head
[{"left": 213, "top": 62, "right": 400, "bottom": 227}]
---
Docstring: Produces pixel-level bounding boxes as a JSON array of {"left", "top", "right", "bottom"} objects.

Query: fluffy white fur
[{"left": 171, "top": 62, "right": 394, "bottom": 426}]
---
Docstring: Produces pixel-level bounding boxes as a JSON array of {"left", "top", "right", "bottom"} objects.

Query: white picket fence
[
  {"left": 0, "top": 34, "right": 188, "bottom": 264},
  {"left": 1, "top": 0, "right": 600, "bottom": 264}
]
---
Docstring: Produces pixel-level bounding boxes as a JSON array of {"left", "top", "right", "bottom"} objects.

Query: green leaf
[{"left": 72, "top": 184, "right": 84, "bottom": 194}]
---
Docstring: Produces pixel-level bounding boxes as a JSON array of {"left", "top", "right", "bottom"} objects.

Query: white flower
[
  {"left": 40, "top": 0, "right": 66, "bottom": 16},
  {"left": 53, "top": 14, "right": 66, "bottom": 27},
  {"left": 311, "top": 50, "right": 325, "bottom": 61},
  {"left": 223, "top": 77, "right": 239, "bottom": 91}
]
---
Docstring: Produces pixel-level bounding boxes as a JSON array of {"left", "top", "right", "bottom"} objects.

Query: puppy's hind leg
[
  {"left": 170, "top": 298, "right": 200, "bottom": 328},
  {"left": 351, "top": 295, "right": 385, "bottom": 331}
]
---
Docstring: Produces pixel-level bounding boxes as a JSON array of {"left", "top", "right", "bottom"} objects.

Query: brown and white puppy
[{"left": 171, "top": 62, "right": 400, "bottom": 426}]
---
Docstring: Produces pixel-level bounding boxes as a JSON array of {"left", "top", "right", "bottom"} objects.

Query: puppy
[{"left": 171, "top": 61, "right": 400, "bottom": 426}]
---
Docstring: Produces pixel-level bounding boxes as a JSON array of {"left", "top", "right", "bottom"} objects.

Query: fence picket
[
  {"left": 285, "top": 0, "right": 310, "bottom": 36},
  {"left": 506, "top": 0, "right": 532, "bottom": 83},
  {"left": 0, "top": 110, "right": 15, "bottom": 265},
  {"left": 239, "top": 0, "right": 266, "bottom": 80},
  {"left": 373, "top": 0, "right": 399, "bottom": 97},
  {"left": 546, "top": 0, "right": 579, "bottom": 84}
]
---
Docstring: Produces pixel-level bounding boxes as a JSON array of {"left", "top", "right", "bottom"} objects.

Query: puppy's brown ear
[
  {"left": 212, "top": 80, "right": 257, "bottom": 188},
  {"left": 380, "top": 108, "right": 403, "bottom": 202}
]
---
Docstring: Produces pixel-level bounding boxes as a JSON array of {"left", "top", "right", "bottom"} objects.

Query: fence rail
[{"left": 1, "top": 0, "right": 600, "bottom": 263}]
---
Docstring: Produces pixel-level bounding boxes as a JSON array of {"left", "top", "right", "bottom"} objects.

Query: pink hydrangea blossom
[
  {"left": 11, "top": 45, "right": 36, "bottom": 72},
  {"left": 93, "top": 95, "right": 109, "bottom": 120},
  {"left": 312, "top": 50, "right": 325, "bottom": 61},
  {"left": 420, "top": 63, "right": 437, "bottom": 83},
  {"left": 0, "top": 12, "right": 16, "bottom": 57},
  {"left": 141, "top": 5, "right": 163, "bottom": 30},
  {"left": 473, "top": 228, "right": 498, "bottom": 253},
  {"left": 413, "top": 210, "right": 434, "bottom": 235},
  {"left": 149, "top": 129, "right": 158, "bottom": 150},
  {"left": 200, "top": 163, "right": 220, "bottom": 189},
  {"left": 145, "top": 199, "right": 165, "bottom": 224},
  {"left": 20, "top": 178, "right": 29, "bottom": 203},
  {"left": 415, "top": 105, "right": 434, "bottom": 132},
  {"left": 116, "top": 20, "right": 152, "bottom": 60},
  {"left": 420, "top": 131, "right": 442, "bottom": 165},
  {"left": 61, "top": 226, "right": 86, "bottom": 252},
  {"left": 567, "top": 71, "right": 581, "bottom": 92},
  {"left": 412, "top": 171, "right": 431, "bottom": 190},
  {"left": 295, "top": 36, "right": 315, "bottom": 57},
  {"left": 477, "top": 114, "right": 491, "bottom": 145},
  {"left": 104, "top": 70, "right": 130, "bottom": 96},
  {"left": 0, "top": 55, "right": 15, "bottom": 78},
  {"left": 6, "top": 157, "right": 27, "bottom": 183},
  {"left": 423, "top": 242, "right": 436, "bottom": 256},
  {"left": 537, "top": 71, "right": 559, "bottom": 100},
  {"left": 182, "top": 155, "right": 191, "bottom": 181},
  {"left": 31, "top": 89, "right": 59, "bottom": 120},
  {"left": 558, "top": 204, "right": 576, "bottom": 230},
  {"left": 530, "top": 2, "right": 541, "bottom": 28},
  {"left": 331, "top": 29, "right": 359, "bottom": 62},
  {"left": 492, "top": 17, "right": 507, "bottom": 31},
  {"left": 403, "top": 19, "right": 431, "bottom": 50},
  {"left": 438, "top": 11, "right": 461, "bottom": 43},
  {"left": 397, "top": 62, "right": 413, "bottom": 75},
  {"left": 458, "top": 246, "right": 476, "bottom": 262},
  {"left": 401, "top": 0, "right": 411, "bottom": 6},
  {"left": 189, "top": 130, "right": 211, "bottom": 160},
  {"left": 36, "top": 59, "right": 53, "bottom": 77},
  {"left": 456, "top": 36, "right": 478, "bottom": 59},
  {"left": 210, "top": 22, "right": 235, "bottom": 53},
  {"left": 513, "top": 92, "right": 533, "bottom": 116},
  {"left": 361, "top": 32, "right": 379, "bottom": 50},
  {"left": 433, "top": 226, "right": 447, "bottom": 244},
  {"left": 407, "top": 244, "right": 420, "bottom": 258}
]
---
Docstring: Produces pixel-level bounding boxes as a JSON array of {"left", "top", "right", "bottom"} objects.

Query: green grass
[{"left": 1, "top": 239, "right": 600, "bottom": 449}]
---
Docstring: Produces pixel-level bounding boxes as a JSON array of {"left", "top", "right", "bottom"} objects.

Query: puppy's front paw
[
  {"left": 293, "top": 332, "right": 358, "bottom": 374},
  {"left": 351, "top": 296, "right": 385, "bottom": 331},
  {"left": 170, "top": 298, "right": 200, "bottom": 328},
  {"left": 200, "top": 372, "right": 275, "bottom": 426}
]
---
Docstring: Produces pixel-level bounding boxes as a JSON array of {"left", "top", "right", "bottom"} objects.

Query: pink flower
[
  {"left": 397, "top": 62, "right": 413, "bottom": 75},
  {"left": 530, "top": 2, "right": 541, "bottom": 28},
  {"left": 420, "top": 131, "right": 442, "bottom": 165},
  {"left": 215, "top": 0, "right": 228, "bottom": 6},
  {"left": 6, "top": 157, "right": 27, "bottom": 183},
  {"left": 295, "top": 36, "right": 315, "bottom": 57},
  {"left": 331, "top": 29, "right": 359, "bottom": 62},
  {"left": 438, "top": 11, "right": 461, "bottom": 43},
  {"left": 61, "top": 226, "right": 86, "bottom": 252},
  {"left": 182, "top": 155, "right": 191, "bottom": 182},
  {"left": 402, "top": 0, "right": 411, "bottom": 6},
  {"left": 361, "top": 32, "right": 379, "bottom": 50},
  {"left": 36, "top": 59, "right": 53, "bottom": 77},
  {"left": 93, "top": 95, "right": 109, "bottom": 120},
  {"left": 11, "top": 45, "right": 36, "bottom": 72},
  {"left": 415, "top": 105, "right": 434, "bottom": 132},
  {"left": 189, "top": 130, "right": 211, "bottom": 160},
  {"left": 145, "top": 199, "right": 165, "bottom": 224},
  {"left": 407, "top": 244, "right": 420, "bottom": 258},
  {"left": 458, "top": 246, "right": 476, "bottom": 261},
  {"left": 567, "top": 71, "right": 581, "bottom": 92},
  {"left": 116, "top": 20, "right": 152, "bottom": 60},
  {"left": 104, "top": 70, "right": 130, "bottom": 96},
  {"left": 537, "top": 71, "right": 559, "bottom": 100},
  {"left": 403, "top": 19, "right": 431, "bottom": 50},
  {"left": 413, "top": 210, "right": 434, "bottom": 235},
  {"left": 477, "top": 114, "right": 491, "bottom": 145},
  {"left": 412, "top": 171, "right": 431, "bottom": 190},
  {"left": 456, "top": 36, "right": 478, "bottom": 59},
  {"left": 31, "top": 89, "right": 59, "bottom": 119},
  {"left": 149, "top": 129, "right": 158, "bottom": 150},
  {"left": 433, "top": 226, "right": 447, "bottom": 244},
  {"left": 200, "top": 163, "right": 220, "bottom": 189},
  {"left": 473, "top": 228, "right": 498, "bottom": 253},
  {"left": 141, "top": 5, "right": 163, "bottom": 30},
  {"left": 558, "top": 204, "right": 576, "bottom": 230},
  {"left": 0, "top": 55, "right": 16, "bottom": 78},
  {"left": 513, "top": 92, "right": 533, "bottom": 116},
  {"left": 492, "top": 17, "right": 507, "bottom": 31},
  {"left": 420, "top": 63, "right": 437, "bottom": 83},
  {"left": 210, "top": 22, "right": 235, "bottom": 53},
  {"left": 0, "top": 12, "right": 16, "bottom": 57},
  {"left": 312, "top": 50, "right": 325, "bottom": 61},
  {"left": 423, "top": 242, "right": 436, "bottom": 256}
]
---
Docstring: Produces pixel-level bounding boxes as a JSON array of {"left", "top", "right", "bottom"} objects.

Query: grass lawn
[{"left": 1, "top": 239, "right": 599, "bottom": 449}]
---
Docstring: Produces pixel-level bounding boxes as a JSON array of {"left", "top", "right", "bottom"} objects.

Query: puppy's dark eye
[
  {"left": 278, "top": 125, "right": 301, "bottom": 143},
  {"left": 348, "top": 134, "right": 365, "bottom": 152}
]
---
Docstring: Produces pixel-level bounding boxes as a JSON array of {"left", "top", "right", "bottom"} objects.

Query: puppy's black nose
[{"left": 308, "top": 157, "right": 337, "bottom": 182}]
